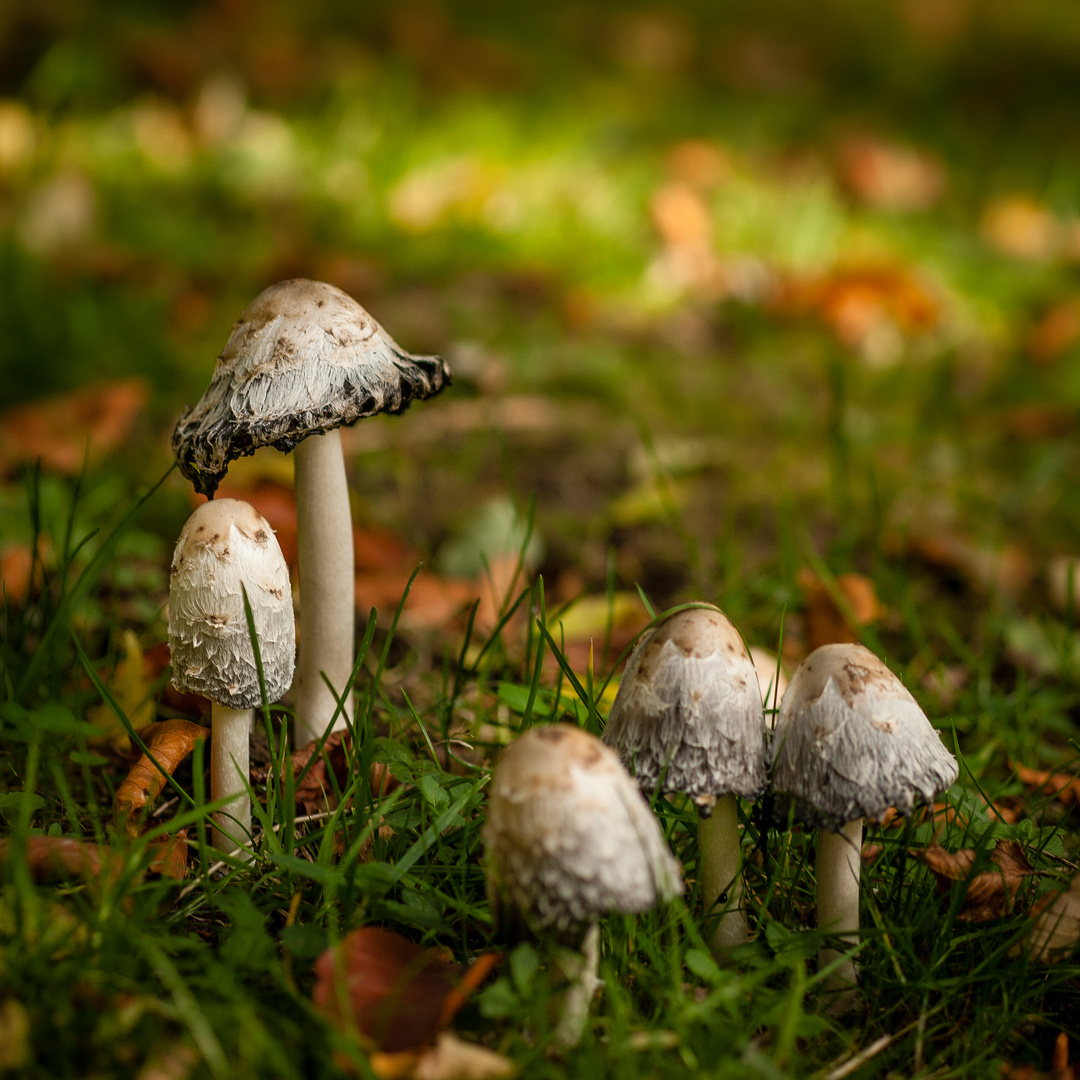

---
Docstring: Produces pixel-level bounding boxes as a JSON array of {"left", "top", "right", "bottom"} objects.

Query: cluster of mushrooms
[
  {"left": 163, "top": 277, "right": 958, "bottom": 1044},
  {"left": 484, "top": 606, "right": 958, "bottom": 1042}
]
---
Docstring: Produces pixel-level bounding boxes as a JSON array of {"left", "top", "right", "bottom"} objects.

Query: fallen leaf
[
  {"left": 1027, "top": 872, "right": 1080, "bottom": 963},
  {"left": 1002, "top": 404, "right": 1075, "bottom": 440},
  {"left": 0, "top": 835, "right": 116, "bottom": 884},
  {"left": 372, "top": 1032, "right": 515, "bottom": 1080},
  {"left": 1012, "top": 761, "right": 1080, "bottom": 807},
  {"left": 982, "top": 196, "right": 1057, "bottom": 260},
  {"left": 114, "top": 719, "right": 208, "bottom": 833},
  {"left": 0, "top": 997, "right": 30, "bottom": 1070},
  {"left": 86, "top": 630, "right": 158, "bottom": 750},
  {"left": 135, "top": 1041, "right": 199, "bottom": 1080},
  {"left": 147, "top": 830, "right": 189, "bottom": 880},
  {"left": 666, "top": 139, "right": 730, "bottom": 189},
  {"left": 312, "top": 927, "right": 500, "bottom": 1052},
  {"left": 0, "top": 379, "right": 148, "bottom": 476},
  {"left": 797, "top": 569, "right": 882, "bottom": 651},
  {"left": 1027, "top": 300, "right": 1080, "bottom": 365},
  {"left": 921, "top": 840, "right": 1035, "bottom": 922},
  {"left": 356, "top": 567, "right": 476, "bottom": 632},
  {"left": 895, "top": 531, "right": 1032, "bottom": 599},
  {"left": 0, "top": 543, "right": 37, "bottom": 606},
  {"left": 201, "top": 479, "right": 298, "bottom": 569},
  {"left": 838, "top": 135, "right": 946, "bottom": 212}
]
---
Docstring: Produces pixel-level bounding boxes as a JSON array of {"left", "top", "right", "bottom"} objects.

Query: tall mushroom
[
  {"left": 602, "top": 606, "right": 767, "bottom": 953},
  {"left": 483, "top": 724, "right": 682, "bottom": 1048},
  {"left": 171, "top": 279, "right": 450, "bottom": 746},
  {"left": 169, "top": 499, "right": 295, "bottom": 852},
  {"left": 770, "top": 643, "right": 958, "bottom": 989}
]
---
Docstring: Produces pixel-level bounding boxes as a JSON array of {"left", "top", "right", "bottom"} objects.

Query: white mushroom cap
[
  {"left": 770, "top": 643, "right": 958, "bottom": 830},
  {"left": 172, "top": 279, "right": 451, "bottom": 495},
  {"left": 602, "top": 606, "right": 768, "bottom": 812},
  {"left": 168, "top": 498, "right": 295, "bottom": 708},
  {"left": 483, "top": 724, "right": 683, "bottom": 946}
]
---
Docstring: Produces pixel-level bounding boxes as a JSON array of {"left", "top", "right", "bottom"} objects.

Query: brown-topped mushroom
[
  {"left": 770, "top": 643, "right": 958, "bottom": 990},
  {"left": 602, "top": 606, "right": 767, "bottom": 953},
  {"left": 172, "top": 279, "right": 450, "bottom": 746},
  {"left": 483, "top": 723, "right": 682, "bottom": 1047},
  {"left": 169, "top": 499, "right": 295, "bottom": 852}
]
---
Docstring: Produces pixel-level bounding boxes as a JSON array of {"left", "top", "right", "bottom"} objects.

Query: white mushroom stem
[
  {"left": 211, "top": 703, "right": 252, "bottom": 853},
  {"left": 553, "top": 922, "right": 601, "bottom": 1049},
  {"left": 816, "top": 819, "right": 862, "bottom": 988},
  {"left": 294, "top": 429, "right": 354, "bottom": 746},
  {"left": 699, "top": 793, "right": 747, "bottom": 954}
]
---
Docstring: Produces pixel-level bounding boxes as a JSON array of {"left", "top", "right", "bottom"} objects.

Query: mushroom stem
[
  {"left": 294, "top": 429, "right": 354, "bottom": 746},
  {"left": 211, "top": 703, "right": 252, "bottom": 853},
  {"left": 700, "top": 793, "right": 747, "bottom": 954},
  {"left": 553, "top": 922, "right": 601, "bottom": 1049},
  {"left": 816, "top": 819, "right": 862, "bottom": 988}
]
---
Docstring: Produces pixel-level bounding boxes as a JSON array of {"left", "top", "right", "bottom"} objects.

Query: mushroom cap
[
  {"left": 172, "top": 279, "right": 451, "bottom": 495},
  {"left": 482, "top": 724, "right": 683, "bottom": 946},
  {"left": 168, "top": 498, "right": 295, "bottom": 709},
  {"left": 602, "top": 606, "right": 768, "bottom": 810},
  {"left": 770, "top": 642, "right": 958, "bottom": 830}
]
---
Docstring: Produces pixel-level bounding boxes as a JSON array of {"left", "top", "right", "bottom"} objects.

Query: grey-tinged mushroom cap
[
  {"left": 483, "top": 724, "right": 683, "bottom": 947},
  {"left": 171, "top": 279, "right": 451, "bottom": 495},
  {"left": 168, "top": 498, "right": 295, "bottom": 708},
  {"left": 770, "top": 642, "right": 958, "bottom": 830},
  {"left": 602, "top": 606, "right": 768, "bottom": 812}
]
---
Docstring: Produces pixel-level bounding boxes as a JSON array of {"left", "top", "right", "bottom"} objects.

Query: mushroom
[
  {"left": 602, "top": 606, "right": 768, "bottom": 953},
  {"left": 770, "top": 642, "right": 958, "bottom": 989},
  {"left": 171, "top": 279, "right": 450, "bottom": 746},
  {"left": 483, "top": 723, "right": 682, "bottom": 1047},
  {"left": 168, "top": 499, "right": 295, "bottom": 852}
]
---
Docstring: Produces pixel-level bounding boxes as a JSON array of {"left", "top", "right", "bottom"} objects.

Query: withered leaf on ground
[
  {"left": 312, "top": 927, "right": 500, "bottom": 1053},
  {"left": 1011, "top": 761, "right": 1080, "bottom": 808},
  {"left": 1026, "top": 872, "right": 1080, "bottom": 963},
  {"left": 921, "top": 840, "right": 1035, "bottom": 922},
  {"left": 370, "top": 1032, "right": 515, "bottom": 1080},
  {"left": 796, "top": 568, "right": 882, "bottom": 652},
  {"left": 0, "top": 835, "right": 117, "bottom": 884},
  {"left": 114, "top": 719, "right": 208, "bottom": 833}
]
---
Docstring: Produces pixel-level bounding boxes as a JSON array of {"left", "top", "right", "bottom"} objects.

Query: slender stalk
[
  {"left": 294, "top": 429, "right": 354, "bottom": 746},
  {"left": 211, "top": 703, "right": 251, "bottom": 853},
  {"left": 553, "top": 922, "right": 601, "bottom": 1049},
  {"left": 816, "top": 819, "right": 862, "bottom": 989},
  {"left": 700, "top": 793, "right": 747, "bottom": 954}
]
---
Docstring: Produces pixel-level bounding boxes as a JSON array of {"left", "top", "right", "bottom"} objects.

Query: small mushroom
[
  {"left": 172, "top": 279, "right": 450, "bottom": 746},
  {"left": 602, "top": 606, "right": 767, "bottom": 953},
  {"left": 483, "top": 724, "right": 682, "bottom": 1047},
  {"left": 770, "top": 642, "right": 958, "bottom": 990},
  {"left": 168, "top": 499, "right": 295, "bottom": 852}
]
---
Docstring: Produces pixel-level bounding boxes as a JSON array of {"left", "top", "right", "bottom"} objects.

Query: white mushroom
[
  {"left": 171, "top": 279, "right": 450, "bottom": 746},
  {"left": 770, "top": 643, "right": 958, "bottom": 990},
  {"left": 168, "top": 499, "right": 295, "bottom": 852},
  {"left": 602, "top": 606, "right": 767, "bottom": 954},
  {"left": 483, "top": 724, "right": 682, "bottom": 1047}
]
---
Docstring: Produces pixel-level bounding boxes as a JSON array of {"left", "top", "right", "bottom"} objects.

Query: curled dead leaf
[
  {"left": 921, "top": 840, "right": 1035, "bottom": 922},
  {"left": 312, "top": 927, "right": 500, "bottom": 1053},
  {"left": 1027, "top": 873, "right": 1080, "bottom": 963},
  {"left": 1012, "top": 761, "right": 1080, "bottom": 808},
  {"left": 114, "top": 720, "right": 208, "bottom": 833}
]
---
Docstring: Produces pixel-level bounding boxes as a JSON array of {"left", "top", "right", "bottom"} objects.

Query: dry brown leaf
[
  {"left": 797, "top": 568, "right": 882, "bottom": 651},
  {"left": 1027, "top": 873, "right": 1080, "bottom": 963},
  {"left": 0, "top": 379, "right": 148, "bottom": 476},
  {"left": 666, "top": 139, "right": 730, "bottom": 189},
  {"left": 114, "top": 720, "right": 208, "bottom": 833},
  {"left": 1012, "top": 761, "right": 1080, "bottom": 807},
  {"left": 147, "top": 830, "right": 189, "bottom": 881},
  {"left": 356, "top": 568, "right": 476, "bottom": 632},
  {"left": 921, "top": 840, "right": 1035, "bottom": 922},
  {"left": 896, "top": 531, "right": 1033, "bottom": 599},
  {"left": 312, "top": 927, "right": 500, "bottom": 1053},
  {"left": 1002, "top": 404, "right": 1076, "bottom": 441},
  {"left": 135, "top": 1041, "right": 199, "bottom": 1080},
  {"left": 0, "top": 835, "right": 117, "bottom": 884},
  {"left": 371, "top": 1033, "right": 515, "bottom": 1080},
  {"left": 982, "top": 196, "right": 1057, "bottom": 260},
  {"left": 0, "top": 544, "right": 38, "bottom": 606},
  {"left": 838, "top": 135, "right": 946, "bottom": 212},
  {"left": 1027, "top": 300, "right": 1080, "bottom": 364}
]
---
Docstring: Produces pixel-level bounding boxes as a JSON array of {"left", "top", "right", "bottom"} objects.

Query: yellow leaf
[{"left": 86, "top": 630, "right": 157, "bottom": 750}]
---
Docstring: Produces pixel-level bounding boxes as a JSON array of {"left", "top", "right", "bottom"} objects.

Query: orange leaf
[
  {"left": 0, "top": 379, "right": 148, "bottom": 476},
  {"left": 921, "top": 840, "right": 1035, "bottom": 922},
  {"left": 114, "top": 720, "right": 208, "bottom": 833},
  {"left": 1027, "top": 300, "right": 1080, "bottom": 365},
  {"left": 1012, "top": 761, "right": 1080, "bottom": 807},
  {"left": 312, "top": 927, "right": 500, "bottom": 1053},
  {"left": 147, "top": 830, "right": 189, "bottom": 880},
  {"left": 893, "top": 530, "right": 1033, "bottom": 599},
  {"left": 0, "top": 835, "right": 117, "bottom": 884},
  {"left": 797, "top": 568, "right": 882, "bottom": 651},
  {"left": 838, "top": 134, "right": 946, "bottom": 212}
]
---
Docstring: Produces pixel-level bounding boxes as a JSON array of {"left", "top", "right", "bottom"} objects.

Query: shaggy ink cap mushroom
[
  {"left": 770, "top": 642, "right": 958, "bottom": 993},
  {"left": 770, "top": 642, "right": 958, "bottom": 831},
  {"left": 171, "top": 279, "right": 451, "bottom": 496},
  {"left": 169, "top": 498, "right": 295, "bottom": 851},
  {"left": 171, "top": 279, "right": 450, "bottom": 747},
  {"left": 483, "top": 723, "right": 682, "bottom": 948},
  {"left": 601, "top": 605, "right": 768, "bottom": 953},
  {"left": 483, "top": 723, "right": 682, "bottom": 1047}
]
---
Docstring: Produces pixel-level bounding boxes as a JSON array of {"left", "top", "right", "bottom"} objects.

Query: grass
[{"left": 1, "top": 468, "right": 1078, "bottom": 1079}]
